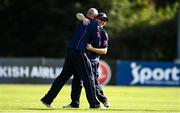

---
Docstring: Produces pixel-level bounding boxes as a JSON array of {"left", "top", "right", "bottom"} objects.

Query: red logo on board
[{"left": 97, "top": 60, "right": 112, "bottom": 85}]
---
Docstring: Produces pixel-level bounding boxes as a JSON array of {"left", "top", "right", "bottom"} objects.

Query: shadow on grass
[{"left": 1, "top": 106, "right": 180, "bottom": 112}]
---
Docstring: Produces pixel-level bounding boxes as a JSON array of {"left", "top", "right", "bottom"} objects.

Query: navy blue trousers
[
  {"left": 70, "top": 60, "right": 108, "bottom": 107},
  {"left": 41, "top": 49, "right": 100, "bottom": 108}
]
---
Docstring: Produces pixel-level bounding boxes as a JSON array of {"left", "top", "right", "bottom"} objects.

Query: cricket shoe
[
  {"left": 98, "top": 106, "right": 108, "bottom": 109},
  {"left": 40, "top": 99, "right": 54, "bottom": 108},
  {"left": 91, "top": 106, "right": 108, "bottom": 109},
  {"left": 63, "top": 104, "right": 79, "bottom": 108},
  {"left": 103, "top": 101, "right": 110, "bottom": 108}
]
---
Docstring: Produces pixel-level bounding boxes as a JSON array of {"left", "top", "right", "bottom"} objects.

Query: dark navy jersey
[
  {"left": 99, "top": 29, "right": 109, "bottom": 48},
  {"left": 87, "top": 28, "right": 109, "bottom": 61},
  {"left": 68, "top": 20, "right": 100, "bottom": 50}
]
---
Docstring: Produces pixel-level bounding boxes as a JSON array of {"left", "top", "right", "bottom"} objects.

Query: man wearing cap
[
  {"left": 40, "top": 8, "right": 101, "bottom": 109},
  {"left": 63, "top": 12, "right": 110, "bottom": 109}
]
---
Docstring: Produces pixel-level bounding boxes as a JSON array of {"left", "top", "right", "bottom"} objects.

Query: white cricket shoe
[
  {"left": 90, "top": 105, "right": 108, "bottom": 109},
  {"left": 99, "top": 106, "right": 108, "bottom": 109},
  {"left": 103, "top": 101, "right": 110, "bottom": 108}
]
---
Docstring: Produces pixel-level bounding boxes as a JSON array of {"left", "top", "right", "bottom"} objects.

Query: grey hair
[{"left": 86, "top": 8, "right": 98, "bottom": 18}]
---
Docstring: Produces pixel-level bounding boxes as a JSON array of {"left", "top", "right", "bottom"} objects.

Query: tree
[
  {"left": 0, "top": 0, "right": 179, "bottom": 61},
  {"left": 104, "top": 0, "right": 179, "bottom": 61}
]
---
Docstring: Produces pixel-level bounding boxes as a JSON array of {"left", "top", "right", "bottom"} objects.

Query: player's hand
[
  {"left": 86, "top": 44, "right": 92, "bottom": 50},
  {"left": 83, "top": 18, "right": 90, "bottom": 26}
]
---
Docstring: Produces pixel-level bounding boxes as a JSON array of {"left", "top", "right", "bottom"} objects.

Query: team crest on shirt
[
  {"left": 97, "top": 32, "right": 100, "bottom": 37},
  {"left": 103, "top": 40, "right": 108, "bottom": 46}
]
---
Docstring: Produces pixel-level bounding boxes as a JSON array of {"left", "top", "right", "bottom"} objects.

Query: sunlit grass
[{"left": 0, "top": 84, "right": 180, "bottom": 113}]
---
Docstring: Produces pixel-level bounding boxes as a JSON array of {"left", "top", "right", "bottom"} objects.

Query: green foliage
[
  {"left": 107, "top": 0, "right": 178, "bottom": 38},
  {"left": 0, "top": 0, "right": 179, "bottom": 61},
  {"left": 105, "top": 0, "right": 179, "bottom": 61}
]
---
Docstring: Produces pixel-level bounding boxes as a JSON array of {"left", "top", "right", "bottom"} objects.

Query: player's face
[
  {"left": 97, "top": 17, "right": 107, "bottom": 27},
  {"left": 93, "top": 14, "right": 98, "bottom": 20}
]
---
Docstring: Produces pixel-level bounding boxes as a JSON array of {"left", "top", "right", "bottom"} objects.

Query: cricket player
[
  {"left": 63, "top": 12, "right": 110, "bottom": 108},
  {"left": 41, "top": 8, "right": 102, "bottom": 109}
]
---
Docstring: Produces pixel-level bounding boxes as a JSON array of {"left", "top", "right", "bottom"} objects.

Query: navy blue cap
[{"left": 97, "top": 13, "right": 108, "bottom": 21}]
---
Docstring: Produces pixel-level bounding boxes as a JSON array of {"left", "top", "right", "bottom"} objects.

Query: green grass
[{"left": 0, "top": 84, "right": 180, "bottom": 113}]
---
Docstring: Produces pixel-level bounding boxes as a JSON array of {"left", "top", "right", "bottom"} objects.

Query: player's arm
[
  {"left": 86, "top": 44, "right": 107, "bottom": 55},
  {"left": 76, "top": 13, "right": 90, "bottom": 25},
  {"left": 87, "top": 30, "right": 109, "bottom": 55}
]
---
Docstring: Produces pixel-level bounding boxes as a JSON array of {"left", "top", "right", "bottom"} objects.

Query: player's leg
[
  {"left": 95, "top": 79, "right": 110, "bottom": 108},
  {"left": 63, "top": 71, "right": 83, "bottom": 108},
  {"left": 72, "top": 50, "right": 100, "bottom": 108},
  {"left": 41, "top": 51, "right": 74, "bottom": 107},
  {"left": 70, "top": 74, "right": 83, "bottom": 107},
  {"left": 92, "top": 61, "right": 110, "bottom": 108}
]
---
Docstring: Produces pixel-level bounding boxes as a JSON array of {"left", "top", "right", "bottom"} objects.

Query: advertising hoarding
[
  {"left": 116, "top": 61, "right": 180, "bottom": 86},
  {"left": 0, "top": 58, "right": 114, "bottom": 85}
]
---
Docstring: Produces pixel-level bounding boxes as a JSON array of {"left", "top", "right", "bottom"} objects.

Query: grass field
[{"left": 0, "top": 84, "right": 180, "bottom": 113}]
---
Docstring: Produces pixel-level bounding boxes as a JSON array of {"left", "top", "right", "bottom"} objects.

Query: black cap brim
[{"left": 103, "top": 17, "right": 108, "bottom": 21}]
